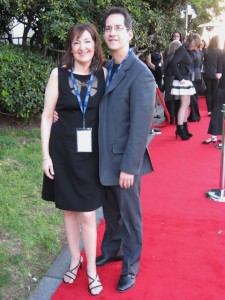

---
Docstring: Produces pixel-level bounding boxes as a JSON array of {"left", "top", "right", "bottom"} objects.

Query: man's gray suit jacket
[{"left": 99, "top": 51, "right": 156, "bottom": 186}]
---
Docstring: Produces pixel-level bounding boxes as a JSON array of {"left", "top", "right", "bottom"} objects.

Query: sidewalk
[{"left": 28, "top": 102, "right": 165, "bottom": 300}]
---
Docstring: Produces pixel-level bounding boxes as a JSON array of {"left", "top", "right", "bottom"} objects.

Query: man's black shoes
[
  {"left": 117, "top": 274, "right": 136, "bottom": 292},
  {"left": 96, "top": 255, "right": 123, "bottom": 266}
]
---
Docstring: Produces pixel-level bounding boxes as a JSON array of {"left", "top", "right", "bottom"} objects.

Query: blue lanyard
[
  {"left": 105, "top": 48, "right": 133, "bottom": 91},
  {"left": 71, "top": 65, "right": 94, "bottom": 128}
]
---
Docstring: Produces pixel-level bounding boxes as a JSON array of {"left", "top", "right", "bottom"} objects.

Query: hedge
[{"left": 0, "top": 44, "right": 56, "bottom": 120}]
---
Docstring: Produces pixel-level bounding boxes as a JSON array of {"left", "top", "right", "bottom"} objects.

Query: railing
[
  {"left": 47, "top": 48, "right": 65, "bottom": 65},
  {"left": 0, "top": 37, "right": 64, "bottom": 64},
  {"left": 206, "top": 103, "right": 225, "bottom": 202},
  {"left": 0, "top": 36, "right": 31, "bottom": 45}
]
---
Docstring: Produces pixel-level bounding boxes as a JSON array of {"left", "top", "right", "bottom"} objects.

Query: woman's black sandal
[
  {"left": 63, "top": 256, "right": 83, "bottom": 284},
  {"left": 87, "top": 272, "right": 103, "bottom": 296}
]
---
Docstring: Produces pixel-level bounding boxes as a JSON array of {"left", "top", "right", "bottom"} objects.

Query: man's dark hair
[{"left": 103, "top": 7, "right": 133, "bottom": 30}]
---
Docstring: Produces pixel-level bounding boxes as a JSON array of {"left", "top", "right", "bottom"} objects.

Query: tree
[
  {"left": 1, "top": 0, "right": 224, "bottom": 53},
  {"left": 0, "top": 0, "right": 17, "bottom": 43}
]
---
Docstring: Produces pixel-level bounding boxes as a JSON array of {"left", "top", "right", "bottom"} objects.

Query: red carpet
[{"left": 52, "top": 98, "right": 225, "bottom": 300}]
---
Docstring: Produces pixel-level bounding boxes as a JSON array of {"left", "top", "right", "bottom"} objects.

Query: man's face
[{"left": 103, "top": 13, "right": 133, "bottom": 53}]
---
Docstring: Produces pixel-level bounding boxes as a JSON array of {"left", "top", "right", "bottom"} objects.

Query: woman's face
[
  {"left": 173, "top": 33, "right": 180, "bottom": 41},
  {"left": 188, "top": 41, "right": 197, "bottom": 51},
  {"left": 71, "top": 30, "right": 95, "bottom": 65}
]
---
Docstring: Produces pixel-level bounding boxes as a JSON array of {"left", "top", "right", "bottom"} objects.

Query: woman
[
  {"left": 202, "top": 43, "right": 225, "bottom": 146},
  {"left": 169, "top": 35, "right": 196, "bottom": 140},
  {"left": 164, "top": 31, "right": 183, "bottom": 124},
  {"left": 146, "top": 51, "right": 163, "bottom": 91},
  {"left": 171, "top": 31, "right": 183, "bottom": 42},
  {"left": 203, "top": 35, "right": 223, "bottom": 115},
  {"left": 187, "top": 34, "right": 202, "bottom": 122},
  {"left": 163, "top": 40, "right": 182, "bottom": 124},
  {"left": 41, "top": 23, "right": 106, "bottom": 296}
]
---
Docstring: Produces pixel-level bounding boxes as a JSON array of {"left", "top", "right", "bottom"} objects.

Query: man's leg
[
  {"left": 99, "top": 186, "right": 123, "bottom": 258},
  {"left": 117, "top": 175, "right": 142, "bottom": 276}
]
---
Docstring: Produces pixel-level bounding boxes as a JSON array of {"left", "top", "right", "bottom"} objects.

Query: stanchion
[
  {"left": 155, "top": 86, "right": 170, "bottom": 127},
  {"left": 206, "top": 104, "right": 225, "bottom": 202}
]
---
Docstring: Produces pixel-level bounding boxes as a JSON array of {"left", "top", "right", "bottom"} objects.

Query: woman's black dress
[
  {"left": 208, "top": 53, "right": 225, "bottom": 135},
  {"left": 42, "top": 67, "right": 105, "bottom": 211}
]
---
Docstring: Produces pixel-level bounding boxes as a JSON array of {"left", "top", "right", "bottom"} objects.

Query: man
[{"left": 97, "top": 7, "right": 156, "bottom": 292}]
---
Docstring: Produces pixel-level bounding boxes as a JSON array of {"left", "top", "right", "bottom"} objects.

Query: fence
[{"left": 0, "top": 36, "right": 31, "bottom": 45}]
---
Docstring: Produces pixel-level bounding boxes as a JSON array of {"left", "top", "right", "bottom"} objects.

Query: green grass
[{"left": 0, "top": 127, "right": 66, "bottom": 300}]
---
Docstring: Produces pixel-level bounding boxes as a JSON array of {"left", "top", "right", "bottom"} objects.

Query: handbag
[{"left": 195, "top": 76, "right": 206, "bottom": 95}]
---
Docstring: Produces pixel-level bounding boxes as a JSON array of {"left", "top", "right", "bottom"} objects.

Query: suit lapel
[{"left": 104, "top": 51, "right": 135, "bottom": 96}]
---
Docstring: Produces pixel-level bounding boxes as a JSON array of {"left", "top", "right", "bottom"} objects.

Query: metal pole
[
  {"left": 206, "top": 104, "right": 225, "bottom": 202},
  {"left": 185, "top": 10, "right": 188, "bottom": 36}
]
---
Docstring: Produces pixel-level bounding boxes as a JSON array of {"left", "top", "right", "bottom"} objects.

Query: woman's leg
[
  {"left": 204, "top": 77, "right": 212, "bottom": 113},
  {"left": 80, "top": 211, "right": 103, "bottom": 295},
  {"left": 63, "top": 210, "right": 82, "bottom": 283},
  {"left": 177, "top": 95, "right": 190, "bottom": 125},
  {"left": 211, "top": 78, "right": 219, "bottom": 112}
]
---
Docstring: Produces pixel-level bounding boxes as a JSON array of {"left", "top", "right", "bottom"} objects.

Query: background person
[
  {"left": 203, "top": 35, "right": 223, "bottom": 115},
  {"left": 169, "top": 35, "right": 197, "bottom": 140},
  {"left": 164, "top": 31, "right": 183, "bottom": 124},
  {"left": 163, "top": 40, "right": 182, "bottom": 124},
  {"left": 202, "top": 42, "right": 225, "bottom": 147},
  {"left": 171, "top": 31, "right": 183, "bottom": 42},
  {"left": 146, "top": 51, "right": 163, "bottom": 92},
  {"left": 187, "top": 33, "right": 202, "bottom": 122},
  {"left": 41, "top": 23, "right": 105, "bottom": 296}
]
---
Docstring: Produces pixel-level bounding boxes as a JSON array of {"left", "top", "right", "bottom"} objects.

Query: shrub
[{"left": 0, "top": 45, "right": 56, "bottom": 120}]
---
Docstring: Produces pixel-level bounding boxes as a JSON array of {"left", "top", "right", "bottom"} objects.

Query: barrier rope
[{"left": 153, "top": 87, "right": 170, "bottom": 128}]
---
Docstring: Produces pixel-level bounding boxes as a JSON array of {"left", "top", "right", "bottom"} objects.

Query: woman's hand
[
  {"left": 53, "top": 110, "right": 59, "bottom": 123},
  {"left": 179, "top": 79, "right": 186, "bottom": 85},
  {"left": 42, "top": 157, "right": 55, "bottom": 179}
]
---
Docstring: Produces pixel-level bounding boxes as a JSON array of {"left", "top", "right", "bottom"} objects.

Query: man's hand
[
  {"left": 119, "top": 172, "right": 134, "bottom": 189},
  {"left": 53, "top": 110, "right": 59, "bottom": 123}
]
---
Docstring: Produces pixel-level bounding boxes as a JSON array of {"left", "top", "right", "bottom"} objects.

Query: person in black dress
[
  {"left": 146, "top": 51, "right": 163, "bottom": 91},
  {"left": 202, "top": 43, "right": 225, "bottom": 146},
  {"left": 41, "top": 23, "right": 106, "bottom": 296},
  {"left": 187, "top": 34, "right": 202, "bottom": 122},
  {"left": 203, "top": 35, "right": 223, "bottom": 115},
  {"left": 163, "top": 40, "right": 182, "bottom": 124},
  {"left": 164, "top": 31, "right": 183, "bottom": 124},
  {"left": 169, "top": 36, "right": 197, "bottom": 140}
]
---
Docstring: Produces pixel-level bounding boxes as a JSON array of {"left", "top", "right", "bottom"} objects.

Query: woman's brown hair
[
  {"left": 207, "top": 35, "right": 220, "bottom": 50},
  {"left": 62, "top": 23, "right": 104, "bottom": 73}
]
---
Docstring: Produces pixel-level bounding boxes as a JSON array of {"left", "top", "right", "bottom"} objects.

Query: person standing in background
[
  {"left": 163, "top": 40, "right": 183, "bottom": 124},
  {"left": 203, "top": 42, "right": 225, "bottom": 146},
  {"left": 187, "top": 33, "right": 202, "bottom": 122},
  {"left": 203, "top": 35, "right": 223, "bottom": 115},
  {"left": 164, "top": 31, "right": 183, "bottom": 124},
  {"left": 169, "top": 36, "right": 197, "bottom": 140},
  {"left": 146, "top": 50, "right": 163, "bottom": 91},
  {"left": 171, "top": 31, "right": 183, "bottom": 42}
]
